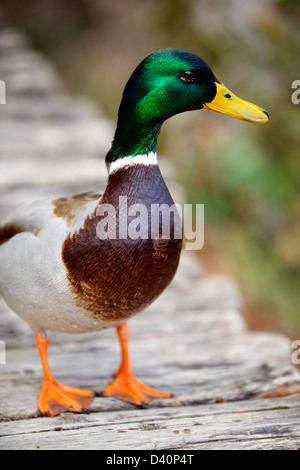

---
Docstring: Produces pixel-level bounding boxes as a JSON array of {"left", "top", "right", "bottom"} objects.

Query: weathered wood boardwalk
[{"left": 0, "top": 29, "right": 300, "bottom": 450}]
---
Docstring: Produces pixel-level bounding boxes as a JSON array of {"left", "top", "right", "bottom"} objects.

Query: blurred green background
[{"left": 0, "top": 0, "right": 299, "bottom": 337}]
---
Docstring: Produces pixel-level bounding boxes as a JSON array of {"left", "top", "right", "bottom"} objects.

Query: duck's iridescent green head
[{"left": 107, "top": 48, "right": 269, "bottom": 162}]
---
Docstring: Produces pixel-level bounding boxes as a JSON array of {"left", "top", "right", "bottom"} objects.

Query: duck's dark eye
[{"left": 180, "top": 71, "right": 197, "bottom": 83}]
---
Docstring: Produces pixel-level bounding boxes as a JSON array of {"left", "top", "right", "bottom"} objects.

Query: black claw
[
  {"left": 81, "top": 407, "right": 91, "bottom": 414},
  {"left": 140, "top": 401, "right": 151, "bottom": 409}
]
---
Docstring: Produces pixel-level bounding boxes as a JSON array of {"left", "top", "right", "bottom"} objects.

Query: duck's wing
[{"left": 0, "top": 192, "right": 102, "bottom": 246}]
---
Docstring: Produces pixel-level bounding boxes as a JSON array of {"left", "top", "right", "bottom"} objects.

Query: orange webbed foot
[
  {"left": 38, "top": 379, "right": 95, "bottom": 417},
  {"left": 35, "top": 333, "right": 94, "bottom": 417},
  {"left": 103, "top": 323, "right": 172, "bottom": 406},
  {"left": 103, "top": 371, "right": 172, "bottom": 406}
]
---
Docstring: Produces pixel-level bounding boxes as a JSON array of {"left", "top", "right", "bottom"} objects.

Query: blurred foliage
[{"left": 0, "top": 0, "right": 299, "bottom": 335}]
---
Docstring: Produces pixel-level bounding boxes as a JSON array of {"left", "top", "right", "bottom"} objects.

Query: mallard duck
[{"left": 0, "top": 49, "right": 269, "bottom": 417}]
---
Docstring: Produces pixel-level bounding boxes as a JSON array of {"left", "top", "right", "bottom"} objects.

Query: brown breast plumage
[{"left": 62, "top": 164, "right": 182, "bottom": 323}]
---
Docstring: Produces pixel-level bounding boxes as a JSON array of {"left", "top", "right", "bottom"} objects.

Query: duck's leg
[
  {"left": 35, "top": 333, "right": 95, "bottom": 417},
  {"left": 103, "top": 323, "right": 172, "bottom": 406}
]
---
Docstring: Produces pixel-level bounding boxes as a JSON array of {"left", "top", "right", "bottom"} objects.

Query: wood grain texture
[
  {"left": 1, "top": 396, "right": 300, "bottom": 450},
  {"left": 1, "top": 29, "right": 300, "bottom": 450}
]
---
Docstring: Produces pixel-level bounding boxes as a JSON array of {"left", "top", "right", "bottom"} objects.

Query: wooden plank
[{"left": 1, "top": 396, "right": 300, "bottom": 450}]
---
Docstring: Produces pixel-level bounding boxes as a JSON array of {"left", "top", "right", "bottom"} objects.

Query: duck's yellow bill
[{"left": 203, "top": 82, "right": 269, "bottom": 123}]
